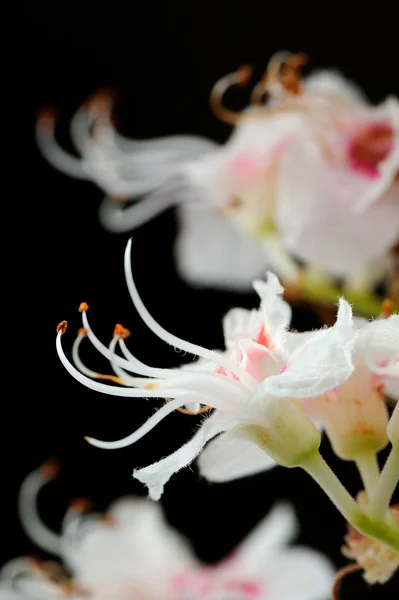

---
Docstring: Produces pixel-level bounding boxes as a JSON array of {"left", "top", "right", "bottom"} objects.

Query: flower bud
[{"left": 232, "top": 396, "right": 321, "bottom": 468}]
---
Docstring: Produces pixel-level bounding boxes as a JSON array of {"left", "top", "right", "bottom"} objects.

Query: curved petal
[
  {"left": 361, "top": 314, "right": 399, "bottom": 377},
  {"left": 198, "top": 431, "right": 276, "bottom": 483},
  {"left": 259, "top": 546, "right": 335, "bottom": 600},
  {"left": 251, "top": 299, "right": 355, "bottom": 401},
  {"left": 175, "top": 203, "right": 269, "bottom": 290},
  {"left": 133, "top": 413, "right": 235, "bottom": 499},
  {"left": 236, "top": 503, "right": 298, "bottom": 565},
  {"left": 65, "top": 498, "right": 194, "bottom": 593},
  {"left": 277, "top": 121, "right": 399, "bottom": 276},
  {"left": 304, "top": 69, "right": 368, "bottom": 106}
]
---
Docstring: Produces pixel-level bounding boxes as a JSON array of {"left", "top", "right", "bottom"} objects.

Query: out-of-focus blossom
[
  {"left": 38, "top": 53, "right": 399, "bottom": 310},
  {"left": 0, "top": 464, "right": 334, "bottom": 599}
]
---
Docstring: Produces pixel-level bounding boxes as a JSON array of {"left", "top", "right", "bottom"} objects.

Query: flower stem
[
  {"left": 355, "top": 453, "right": 380, "bottom": 498},
  {"left": 301, "top": 451, "right": 360, "bottom": 523},
  {"left": 301, "top": 451, "right": 399, "bottom": 552},
  {"left": 368, "top": 445, "right": 399, "bottom": 520}
]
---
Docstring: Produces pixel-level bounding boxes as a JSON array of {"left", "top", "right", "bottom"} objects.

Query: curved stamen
[
  {"left": 210, "top": 65, "right": 253, "bottom": 125},
  {"left": 85, "top": 397, "right": 199, "bottom": 449},
  {"left": 79, "top": 305, "right": 177, "bottom": 378},
  {"left": 251, "top": 51, "right": 307, "bottom": 105},
  {"left": 36, "top": 109, "right": 87, "bottom": 179},
  {"left": 56, "top": 325, "right": 194, "bottom": 399},
  {"left": 124, "top": 239, "right": 256, "bottom": 389},
  {"left": 72, "top": 328, "right": 126, "bottom": 385},
  {"left": 331, "top": 564, "right": 361, "bottom": 600},
  {"left": 18, "top": 461, "right": 61, "bottom": 555},
  {"left": 108, "top": 330, "right": 162, "bottom": 387},
  {"left": 118, "top": 338, "right": 177, "bottom": 379}
]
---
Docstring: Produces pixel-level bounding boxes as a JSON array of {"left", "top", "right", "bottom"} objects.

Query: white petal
[
  {"left": 232, "top": 503, "right": 298, "bottom": 566},
  {"left": 277, "top": 117, "right": 399, "bottom": 276},
  {"left": 175, "top": 203, "right": 268, "bottom": 291},
  {"left": 361, "top": 314, "right": 399, "bottom": 377},
  {"left": 261, "top": 547, "right": 334, "bottom": 600},
  {"left": 304, "top": 69, "right": 368, "bottom": 105},
  {"left": 251, "top": 299, "right": 355, "bottom": 400},
  {"left": 64, "top": 498, "right": 194, "bottom": 595},
  {"left": 133, "top": 413, "right": 235, "bottom": 499},
  {"left": 198, "top": 431, "right": 277, "bottom": 482},
  {"left": 223, "top": 307, "right": 261, "bottom": 343}
]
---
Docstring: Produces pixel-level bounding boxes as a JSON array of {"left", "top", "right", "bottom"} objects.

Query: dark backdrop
[{"left": 4, "top": 1, "right": 398, "bottom": 598}]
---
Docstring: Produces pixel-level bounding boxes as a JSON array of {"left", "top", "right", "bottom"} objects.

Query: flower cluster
[
  {"left": 56, "top": 239, "right": 399, "bottom": 584},
  {"left": 0, "top": 463, "right": 334, "bottom": 600},
  {"left": 38, "top": 53, "right": 399, "bottom": 313}
]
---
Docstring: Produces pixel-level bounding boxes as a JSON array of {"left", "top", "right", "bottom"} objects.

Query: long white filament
[
  {"left": 123, "top": 239, "right": 256, "bottom": 389},
  {"left": 81, "top": 311, "right": 176, "bottom": 378},
  {"left": 57, "top": 332, "right": 191, "bottom": 400},
  {"left": 86, "top": 398, "right": 194, "bottom": 450},
  {"left": 18, "top": 469, "right": 61, "bottom": 555},
  {"left": 36, "top": 122, "right": 87, "bottom": 179}
]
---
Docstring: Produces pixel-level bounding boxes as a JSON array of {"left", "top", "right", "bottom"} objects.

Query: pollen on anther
[
  {"left": 41, "top": 458, "right": 60, "bottom": 481},
  {"left": 114, "top": 323, "right": 131, "bottom": 339},
  {"left": 78, "top": 327, "right": 88, "bottom": 337},
  {"left": 37, "top": 107, "right": 57, "bottom": 129},
  {"left": 381, "top": 298, "right": 394, "bottom": 318},
  {"left": 79, "top": 302, "right": 89, "bottom": 313},
  {"left": 69, "top": 497, "right": 93, "bottom": 514},
  {"left": 56, "top": 321, "right": 68, "bottom": 334}
]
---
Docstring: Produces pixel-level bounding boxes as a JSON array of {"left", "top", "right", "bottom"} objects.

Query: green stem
[
  {"left": 302, "top": 451, "right": 360, "bottom": 523},
  {"left": 355, "top": 453, "right": 380, "bottom": 498},
  {"left": 299, "top": 277, "right": 386, "bottom": 318},
  {"left": 301, "top": 451, "right": 399, "bottom": 552},
  {"left": 368, "top": 445, "right": 399, "bottom": 520}
]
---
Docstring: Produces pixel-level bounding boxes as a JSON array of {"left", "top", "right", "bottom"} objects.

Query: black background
[{"left": 4, "top": 1, "right": 399, "bottom": 598}]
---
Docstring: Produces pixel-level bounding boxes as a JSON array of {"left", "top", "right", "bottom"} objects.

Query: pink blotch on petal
[
  {"left": 347, "top": 121, "right": 394, "bottom": 178},
  {"left": 229, "top": 579, "right": 263, "bottom": 597},
  {"left": 231, "top": 154, "right": 265, "bottom": 182},
  {"left": 256, "top": 324, "right": 273, "bottom": 348},
  {"left": 216, "top": 366, "right": 240, "bottom": 381}
]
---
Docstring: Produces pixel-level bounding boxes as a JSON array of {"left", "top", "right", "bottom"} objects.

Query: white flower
[
  {"left": 0, "top": 465, "right": 334, "bottom": 600},
  {"left": 38, "top": 53, "right": 399, "bottom": 292},
  {"left": 307, "top": 314, "right": 398, "bottom": 461},
  {"left": 56, "top": 239, "right": 356, "bottom": 500}
]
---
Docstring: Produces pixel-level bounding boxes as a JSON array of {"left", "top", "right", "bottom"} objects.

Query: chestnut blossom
[
  {"left": 0, "top": 464, "right": 334, "bottom": 600},
  {"left": 38, "top": 53, "right": 399, "bottom": 293},
  {"left": 56, "top": 239, "right": 357, "bottom": 500}
]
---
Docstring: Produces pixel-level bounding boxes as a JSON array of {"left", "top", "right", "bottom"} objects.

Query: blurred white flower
[
  {"left": 37, "top": 53, "right": 399, "bottom": 295},
  {"left": 0, "top": 464, "right": 334, "bottom": 600}
]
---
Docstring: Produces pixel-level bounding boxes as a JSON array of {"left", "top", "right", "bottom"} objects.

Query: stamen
[
  {"left": 331, "top": 564, "right": 361, "bottom": 600},
  {"left": 381, "top": 299, "right": 394, "bottom": 318},
  {"left": 80, "top": 308, "right": 173, "bottom": 376},
  {"left": 72, "top": 329, "right": 126, "bottom": 385},
  {"left": 210, "top": 65, "right": 253, "bottom": 125},
  {"left": 36, "top": 110, "right": 87, "bottom": 179},
  {"left": 56, "top": 328, "right": 194, "bottom": 399},
  {"left": 118, "top": 338, "right": 177, "bottom": 379},
  {"left": 107, "top": 334, "right": 161, "bottom": 387},
  {"left": 56, "top": 321, "right": 68, "bottom": 334},
  {"left": 84, "top": 397, "right": 199, "bottom": 449},
  {"left": 18, "top": 464, "right": 61, "bottom": 555},
  {"left": 251, "top": 51, "right": 307, "bottom": 104},
  {"left": 124, "top": 239, "right": 256, "bottom": 389}
]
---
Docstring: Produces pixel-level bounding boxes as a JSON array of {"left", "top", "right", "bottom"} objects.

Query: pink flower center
[{"left": 347, "top": 122, "right": 394, "bottom": 178}]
